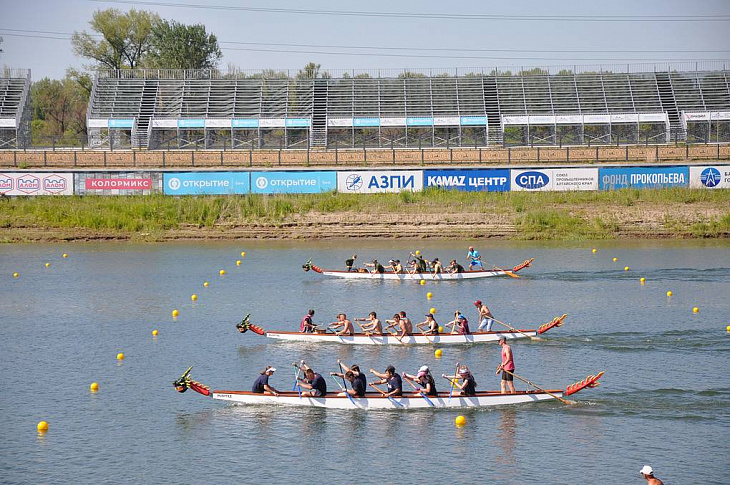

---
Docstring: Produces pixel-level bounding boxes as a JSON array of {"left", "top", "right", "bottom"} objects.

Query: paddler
[
  {"left": 296, "top": 362, "right": 327, "bottom": 397},
  {"left": 345, "top": 254, "right": 357, "bottom": 272},
  {"left": 447, "top": 259, "right": 465, "bottom": 273},
  {"left": 447, "top": 311, "right": 471, "bottom": 335},
  {"left": 355, "top": 311, "right": 383, "bottom": 335},
  {"left": 640, "top": 466, "right": 664, "bottom": 485},
  {"left": 365, "top": 259, "right": 385, "bottom": 274},
  {"left": 467, "top": 246, "right": 483, "bottom": 270},
  {"left": 330, "top": 313, "right": 354, "bottom": 336},
  {"left": 442, "top": 365, "right": 477, "bottom": 397},
  {"left": 431, "top": 258, "right": 443, "bottom": 275},
  {"left": 403, "top": 365, "right": 438, "bottom": 397},
  {"left": 416, "top": 313, "right": 439, "bottom": 335},
  {"left": 392, "top": 259, "right": 404, "bottom": 273},
  {"left": 331, "top": 360, "right": 366, "bottom": 397},
  {"left": 410, "top": 252, "right": 428, "bottom": 273},
  {"left": 252, "top": 366, "right": 280, "bottom": 396},
  {"left": 300, "top": 309, "right": 316, "bottom": 333},
  {"left": 399, "top": 311, "right": 414, "bottom": 335},
  {"left": 474, "top": 300, "right": 495, "bottom": 332},
  {"left": 369, "top": 365, "right": 403, "bottom": 397},
  {"left": 496, "top": 337, "right": 516, "bottom": 394},
  {"left": 385, "top": 313, "right": 411, "bottom": 340}
]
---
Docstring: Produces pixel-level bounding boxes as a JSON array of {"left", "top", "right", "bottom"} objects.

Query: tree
[
  {"left": 31, "top": 76, "right": 88, "bottom": 145},
  {"left": 71, "top": 9, "right": 159, "bottom": 69},
  {"left": 297, "top": 62, "right": 321, "bottom": 79},
  {"left": 145, "top": 20, "right": 222, "bottom": 70}
]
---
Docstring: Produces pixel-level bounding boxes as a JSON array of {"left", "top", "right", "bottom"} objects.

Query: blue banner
[
  {"left": 285, "top": 118, "right": 311, "bottom": 127},
  {"left": 251, "top": 171, "right": 336, "bottom": 194},
  {"left": 425, "top": 169, "right": 510, "bottom": 192},
  {"left": 163, "top": 172, "right": 250, "bottom": 195},
  {"left": 353, "top": 117, "right": 380, "bottom": 127},
  {"left": 460, "top": 116, "right": 488, "bottom": 126},
  {"left": 599, "top": 166, "right": 689, "bottom": 190},
  {"left": 108, "top": 119, "right": 134, "bottom": 128},
  {"left": 406, "top": 117, "right": 434, "bottom": 126},
  {"left": 232, "top": 119, "right": 259, "bottom": 128},
  {"left": 177, "top": 119, "right": 205, "bottom": 128}
]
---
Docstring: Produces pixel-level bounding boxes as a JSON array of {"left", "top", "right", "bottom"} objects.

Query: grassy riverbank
[{"left": 2, "top": 188, "right": 729, "bottom": 242}]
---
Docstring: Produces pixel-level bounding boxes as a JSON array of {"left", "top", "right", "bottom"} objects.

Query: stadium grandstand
[
  {"left": 81, "top": 61, "right": 728, "bottom": 150},
  {"left": 0, "top": 69, "right": 31, "bottom": 149}
]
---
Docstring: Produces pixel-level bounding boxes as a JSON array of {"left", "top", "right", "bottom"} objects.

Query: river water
[{"left": 1, "top": 240, "right": 729, "bottom": 484}]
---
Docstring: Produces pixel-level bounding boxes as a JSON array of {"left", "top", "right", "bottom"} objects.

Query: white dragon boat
[
  {"left": 174, "top": 367, "right": 604, "bottom": 410},
  {"left": 236, "top": 314, "right": 566, "bottom": 345},
  {"left": 302, "top": 258, "right": 534, "bottom": 281}
]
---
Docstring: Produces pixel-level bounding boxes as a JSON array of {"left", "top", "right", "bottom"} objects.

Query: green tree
[
  {"left": 297, "top": 62, "right": 321, "bottom": 79},
  {"left": 145, "top": 20, "right": 222, "bottom": 70},
  {"left": 71, "top": 9, "right": 159, "bottom": 69},
  {"left": 31, "top": 76, "right": 88, "bottom": 145}
]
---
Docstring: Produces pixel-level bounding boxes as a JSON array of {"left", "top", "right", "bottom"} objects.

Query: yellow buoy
[
  {"left": 435, "top": 349, "right": 443, "bottom": 358},
  {"left": 37, "top": 421, "right": 48, "bottom": 432},
  {"left": 692, "top": 307, "right": 699, "bottom": 313},
  {"left": 172, "top": 309, "right": 179, "bottom": 318},
  {"left": 62, "top": 253, "right": 68, "bottom": 258},
  {"left": 592, "top": 248, "right": 597, "bottom": 253},
  {"left": 612, "top": 257, "right": 617, "bottom": 262},
  {"left": 726, "top": 325, "right": 730, "bottom": 333},
  {"left": 426, "top": 292, "right": 433, "bottom": 299},
  {"left": 415, "top": 250, "right": 421, "bottom": 256},
  {"left": 219, "top": 269, "right": 226, "bottom": 276},
  {"left": 624, "top": 266, "right": 630, "bottom": 271},
  {"left": 152, "top": 329, "right": 158, "bottom": 336},
  {"left": 429, "top": 308, "right": 436, "bottom": 314},
  {"left": 13, "top": 272, "right": 19, "bottom": 278},
  {"left": 438, "top": 326, "right": 444, "bottom": 333},
  {"left": 667, "top": 291, "right": 673, "bottom": 297},
  {"left": 640, "top": 277, "right": 646, "bottom": 284},
  {"left": 191, "top": 294, "right": 198, "bottom": 302},
  {"left": 240, "top": 251, "right": 246, "bottom": 258},
  {"left": 90, "top": 382, "right": 99, "bottom": 392},
  {"left": 455, "top": 415, "right": 466, "bottom": 427},
  {"left": 203, "top": 281, "right": 209, "bottom": 287},
  {"left": 236, "top": 260, "right": 241, "bottom": 266},
  {"left": 116, "top": 352, "right": 125, "bottom": 361},
  {"left": 45, "top": 262, "right": 51, "bottom": 267},
  {"left": 420, "top": 280, "right": 426, "bottom": 286}
]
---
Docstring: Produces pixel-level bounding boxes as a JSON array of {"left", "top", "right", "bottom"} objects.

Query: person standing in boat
[
  {"left": 496, "top": 337, "right": 516, "bottom": 394},
  {"left": 416, "top": 313, "right": 439, "bottom": 335},
  {"left": 355, "top": 311, "right": 383, "bottom": 335},
  {"left": 369, "top": 365, "right": 403, "bottom": 397},
  {"left": 252, "top": 366, "right": 279, "bottom": 396},
  {"left": 296, "top": 363, "right": 327, "bottom": 397},
  {"left": 474, "top": 300, "right": 495, "bottom": 332},
  {"left": 446, "top": 259, "right": 465, "bottom": 273},
  {"left": 332, "top": 361, "right": 367, "bottom": 397},
  {"left": 442, "top": 366, "right": 477, "bottom": 397},
  {"left": 403, "top": 365, "right": 438, "bottom": 397},
  {"left": 410, "top": 252, "right": 428, "bottom": 273},
  {"left": 330, "top": 313, "right": 354, "bottom": 336},
  {"left": 467, "top": 246, "right": 483, "bottom": 270},
  {"left": 345, "top": 255, "right": 357, "bottom": 272},
  {"left": 447, "top": 311, "right": 471, "bottom": 335},
  {"left": 365, "top": 259, "right": 385, "bottom": 274},
  {"left": 639, "top": 465, "right": 664, "bottom": 485},
  {"left": 300, "top": 309, "right": 316, "bottom": 333}
]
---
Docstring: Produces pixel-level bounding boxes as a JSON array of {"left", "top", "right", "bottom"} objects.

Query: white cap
[
  {"left": 418, "top": 365, "right": 429, "bottom": 373},
  {"left": 639, "top": 466, "right": 653, "bottom": 476},
  {"left": 267, "top": 367, "right": 276, "bottom": 373}
]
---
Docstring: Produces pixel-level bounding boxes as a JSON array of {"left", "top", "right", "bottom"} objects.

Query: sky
[{"left": 1, "top": 0, "right": 729, "bottom": 80}]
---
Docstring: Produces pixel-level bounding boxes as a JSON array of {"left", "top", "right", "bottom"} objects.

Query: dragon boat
[
  {"left": 236, "top": 314, "right": 566, "bottom": 345},
  {"left": 173, "top": 367, "right": 604, "bottom": 410},
  {"left": 302, "top": 258, "right": 534, "bottom": 281}
]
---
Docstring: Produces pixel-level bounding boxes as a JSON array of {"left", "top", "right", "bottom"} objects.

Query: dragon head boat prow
[
  {"left": 537, "top": 314, "right": 567, "bottom": 334},
  {"left": 511, "top": 258, "right": 535, "bottom": 273},
  {"left": 236, "top": 314, "right": 265, "bottom": 335},
  {"left": 565, "top": 371, "right": 605, "bottom": 396},
  {"left": 173, "top": 366, "right": 211, "bottom": 396}
]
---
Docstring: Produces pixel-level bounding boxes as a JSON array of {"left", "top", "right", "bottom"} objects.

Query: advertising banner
[
  {"left": 353, "top": 118, "right": 380, "bottom": 127},
  {"left": 689, "top": 165, "right": 730, "bottom": 189},
  {"left": 599, "top": 166, "right": 689, "bottom": 190},
  {"left": 381, "top": 117, "right": 406, "bottom": 126},
  {"left": 285, "top": 118, "right": 311, "bottom": 127},
  {"left": 433, "top": 117, "right": 460, "bottom": 126},
  {"left": 232, "top": 119, "right": 259, "bottom": 128},
  {"left": 337, "top": 170, "right": 423, "bottom": 194},
  {"left": 108, "top": 119, "right": 135, "bottom": 129},
  {"left": 424, "top": 169, "right": 509, "bottom": 192},
  {"left": 87, "top": 119, "right": 108, "bottom": 128},
  {"left": 259, "top": 118, "right": 286, "bottom": 128},
  {"left": 0, "top": 172, "right": 73, "bottom": 196},
  {"left": 75, "top": 172, "right": 163, "bottom": 195},
  {"left": 177, "top": 119, "right": 205, "bottom": 128},
  {"left": 511, "top": 168, "right": 598, "bottom": 192},
  {"left": 328, "top": 118, "right": 353, "bottom": 127},
  {"left": 163, "top": 172, "right": 250, "bottom": 195},
  {"left": 251, "top": 171, "right": 336, "bottom": 194},
  {"left": 205, "top": 119, "right": 232, "bottom": 128},
  {"left": 406, "top": 117, "right": 434, "bottom": 127},
  {"left": 460, "top": 116, "right": 487, "bottom": 126},
  {"left": 151, "top": 119, "right": 177, "bottom": 128}
]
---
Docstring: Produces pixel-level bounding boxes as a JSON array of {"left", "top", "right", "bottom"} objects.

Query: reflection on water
[{"left": 496, "top": 408, "right": 517, "bottom": 467}]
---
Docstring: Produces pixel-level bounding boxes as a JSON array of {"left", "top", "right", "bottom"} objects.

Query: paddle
[
  {"left": 338, "top": 362, "right": 357, "bottom": 405},
  {"left": 448, "top": 362, "right": 460, "bottom": 401},
  {"left": 490, "top": 317, "right": 542, "bottom": 341},
  {"left": 368, "top": 382, "right": 405, "bottom": 408},
  {"left": 402, "top": 374, "right": 435, "bottom": 407},
  {"left": 501, "top": 369, "right": 574, "bottom": 405},
  {"left": 292, "top": 361, "right": 305, "bottom": 399}
]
